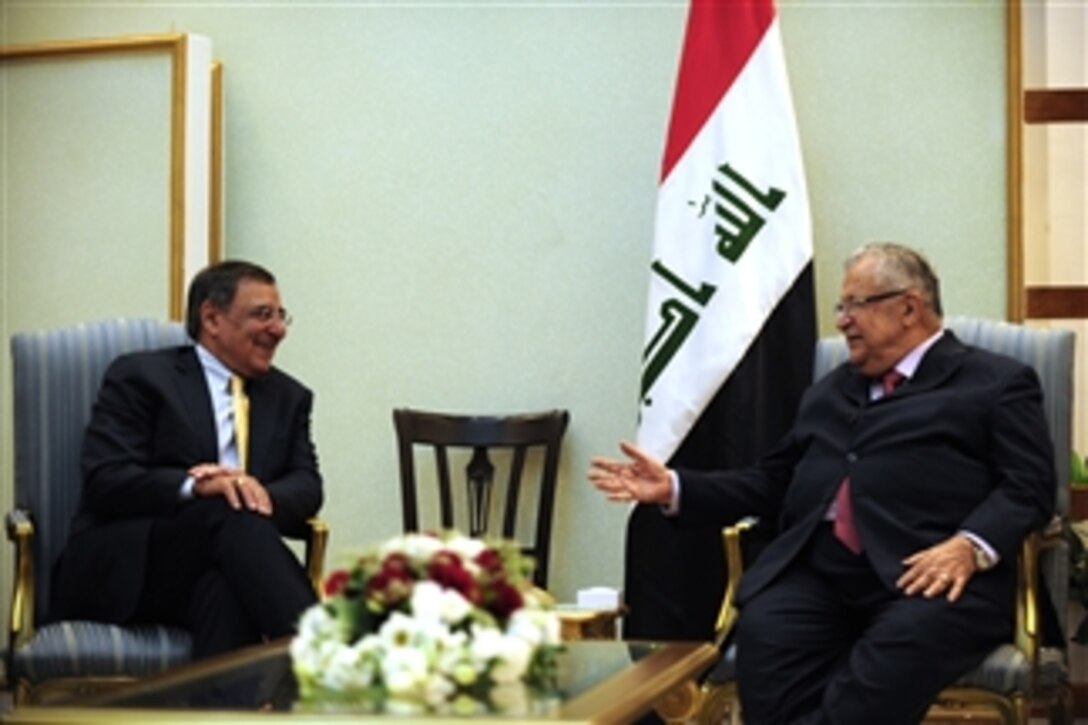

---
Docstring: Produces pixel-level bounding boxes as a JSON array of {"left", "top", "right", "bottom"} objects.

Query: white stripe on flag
[{"left": 637, "top": 14, "right": 813, "bottom": 462}]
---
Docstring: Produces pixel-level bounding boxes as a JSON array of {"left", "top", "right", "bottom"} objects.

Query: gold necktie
[{"left": 230, "top": 375, "right": 249, "bottom": 471}]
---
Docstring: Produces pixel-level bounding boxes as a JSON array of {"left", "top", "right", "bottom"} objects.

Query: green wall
[{"left": 0, "top": 1, "right": 1007, "bottom": 619}]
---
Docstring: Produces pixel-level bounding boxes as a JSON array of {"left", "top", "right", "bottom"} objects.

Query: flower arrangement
[{"left": 290, "top": 531, "right": 563, "bottom": 715}]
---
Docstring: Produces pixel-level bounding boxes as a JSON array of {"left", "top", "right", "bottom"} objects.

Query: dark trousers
[
  {"left": 735, "top": 525, "right": 1009, "bottom": 725},
  {"left": 134, "top": 499, "right": 316, "bottom": 660}
]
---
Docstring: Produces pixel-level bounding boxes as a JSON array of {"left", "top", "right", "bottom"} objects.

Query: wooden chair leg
[{"left": 696, "top": 681, "right": 739, "bottom": 725}]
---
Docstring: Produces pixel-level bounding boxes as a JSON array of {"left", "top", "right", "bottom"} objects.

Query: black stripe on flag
[{"left": 623, "top": 262, "right": 815, "bottom": 640}]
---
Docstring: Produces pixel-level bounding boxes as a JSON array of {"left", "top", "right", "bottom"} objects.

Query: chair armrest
[
  {"left": 712, "top": 517, "right": 758, "bottom": 649},
  {"left": 303, "top": 516, "right": 330, "bottom": 598},
  {"left": 6, "top": 509, "right": 36, "bottom": 655},
  {"left": 1015, "top": 518, "right": 1063, "bottom": 687}
]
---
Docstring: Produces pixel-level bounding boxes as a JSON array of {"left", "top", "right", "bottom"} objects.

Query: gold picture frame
[{"left": 1, "top": 33, "right": 224, "bottom": 319}]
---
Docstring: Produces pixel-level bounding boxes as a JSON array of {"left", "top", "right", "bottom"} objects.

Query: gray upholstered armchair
[
  {"left": 7, "top": 318, "right": 329, "bottom": 704},
  {"left": 694, "top": 317, "right": 1074, "bottom": 725}
]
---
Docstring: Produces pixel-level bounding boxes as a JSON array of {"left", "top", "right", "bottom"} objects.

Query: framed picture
[{"left": 0, "top": 32, "right": 221, "bottom": 325}]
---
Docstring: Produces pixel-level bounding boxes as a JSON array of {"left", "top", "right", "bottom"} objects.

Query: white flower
[
  {"left": 424, "top": 625, "right": 467, "bottom": 671},
  {"left": 489, "top": 635, "right": 533, "bottom": 684},
  {"left": 295, "top": 604, "right": 344, "bottom": 643},
  {"left": 413, "top": 579, "right": 474, "bottom": 622},
  {"left": 381, "top": 533, "right": 444, "bottom": 561},
  {"left": 445, "top": 534, "right": 486, "bottom": 562},
  {"left": 443, "top": 588, "right": 473, "bottom": 623},
  {"left": 422, "top": 672, "right": 456, "bottom": 707},
  {"left": 409, "top": 581, "right": 445, "bottom": 624},
  {"left": 448, "top": 659, "right": 480, "bottom": 687},
  {"left": 381, "top": 646, "right": 430, "bottom": 698},
  {"left": 409, "top": 581, "right": 472, "bottom": 627},
  {"left": 468, "top": 625, "right": 506, "bottom": 666},
  {"left": 467, "top": 624, "right": 533, "bottom": 684},
  {"left": 490, "top": 681, "right": 530, "bottom": 714},
  {"left": 291, "top": 606, "right": 351, "bottom": 683},
  {"left": 320, "top": 641, "right": 377, "bottom": 691},
  {"left": 379, "top": 610, "right": 423, "bottom": 649},
  {"left": 435, "top": 638, "right": 479, "bottom": 686},
  {"left": 507, "top": 608, "right": 561, "bottom": 647},
  {"left": 288, "top": 636, "right": 324, "bottom": 679}
]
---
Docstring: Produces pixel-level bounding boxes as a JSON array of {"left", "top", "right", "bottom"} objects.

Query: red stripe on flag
[{"left": 660, "top": 0, "right": 776, "bottom": 182}]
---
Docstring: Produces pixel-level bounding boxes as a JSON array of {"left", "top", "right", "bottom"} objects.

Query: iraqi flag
[{"left": 624, "top": 0, "right": 816, "bottom": 640}]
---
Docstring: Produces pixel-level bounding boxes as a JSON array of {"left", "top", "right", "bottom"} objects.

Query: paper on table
[{"left": 576, "top": 586, "right": 621, "bottom": 610}]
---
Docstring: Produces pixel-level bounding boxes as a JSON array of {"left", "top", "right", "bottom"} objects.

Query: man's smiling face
[{"left": 200, "top": 279, "right": 288, "bottom": 377}]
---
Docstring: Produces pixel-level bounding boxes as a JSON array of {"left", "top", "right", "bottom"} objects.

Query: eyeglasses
[
  {"left": 242, "top": 305, "right": 293, "bottom": 327},
  {"left": 833, "top": 289, "right": 907, "bottom": 317}
]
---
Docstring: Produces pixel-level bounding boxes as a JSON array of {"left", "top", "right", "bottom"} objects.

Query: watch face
[{"left": 974, "top": 548, "right": 992, "bottom": 571}]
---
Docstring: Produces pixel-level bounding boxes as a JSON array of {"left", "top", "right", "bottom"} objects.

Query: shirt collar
[
  {"left": 195, "top": 343, "right": 233, "bottom": 389},
  {"left": 890, "top": 328, "right": 945, "bottom": 380}
]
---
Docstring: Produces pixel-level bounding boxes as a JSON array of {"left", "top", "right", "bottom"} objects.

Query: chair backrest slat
[
  {"left": 503, "top": 447, "right": 529, "bottom": 540},
  {"left": 433, "top": 444, "right": 455, "bottom": 530}
]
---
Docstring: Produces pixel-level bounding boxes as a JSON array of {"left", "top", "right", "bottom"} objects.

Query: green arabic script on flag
[{"left": 640, "top": 161, "right": 789, "bottom": 405}]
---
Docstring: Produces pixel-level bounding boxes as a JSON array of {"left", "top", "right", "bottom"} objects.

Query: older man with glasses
[
  {"left": 589, "top": 242, "right": 1055, "bottom": 724},
  {"left": 49, "top": 259, "right": 322, "bottom": 661}
]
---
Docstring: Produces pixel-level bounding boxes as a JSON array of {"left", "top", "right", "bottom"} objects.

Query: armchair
[
  {"left": 7, "top": 318, "right": 329, "bottom": 704},
  {"left": 693, "top": 317, "right": 1074, "bottom": 725}
]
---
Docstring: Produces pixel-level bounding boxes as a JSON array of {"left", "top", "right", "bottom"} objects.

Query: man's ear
[
  {"left": 199, "top": 300, "right": 221, "bottom": 336},
  {"left": 901, "top": 292, "right": 921, "bottom": 326}
]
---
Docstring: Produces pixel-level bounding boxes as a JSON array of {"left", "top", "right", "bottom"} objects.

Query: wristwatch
[{"left": 969, "top": 540, "right": 996, "bottom": 572}]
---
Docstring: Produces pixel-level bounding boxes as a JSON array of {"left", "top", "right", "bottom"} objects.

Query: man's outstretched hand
[{"left": 588, "top": 441, "right": 673, "bottom": 506}]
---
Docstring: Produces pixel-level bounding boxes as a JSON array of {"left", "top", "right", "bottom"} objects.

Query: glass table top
[{"left": 9, "top": 638, "right": 718, "bottom": 723}]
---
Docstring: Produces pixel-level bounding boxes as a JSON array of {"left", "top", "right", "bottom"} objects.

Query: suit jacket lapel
[
  {"left": 173, "top": 347, "right": 219, "bottom": 463},
  {"left": 246, "top": 375, "right": 274, "bottom": 478},
  {"left": 836, "top": 366, "right": 870, "bottom": 408},
  {"left": 900, "top": 330, "right": 967, "bottom": 395}
]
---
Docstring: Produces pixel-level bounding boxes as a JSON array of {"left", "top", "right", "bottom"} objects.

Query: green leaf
[{"left": 1072, "top": 451, "right": 1088, "bottom": 484}]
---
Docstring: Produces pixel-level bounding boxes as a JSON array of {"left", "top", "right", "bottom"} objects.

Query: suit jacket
[
  {"left": 50, "top": 345, "right": 323, "bottom": 623},
  {"left": 678, "top": 331, "right": 1055, "bottom": 609}
]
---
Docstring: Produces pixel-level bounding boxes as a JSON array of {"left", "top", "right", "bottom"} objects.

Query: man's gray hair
[{"left": 845, "top": 242, "right": 943, "bottom": 317}]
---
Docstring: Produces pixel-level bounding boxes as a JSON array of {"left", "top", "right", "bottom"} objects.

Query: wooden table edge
[{"left": 558, "top": 641, "right": 718, "bottom": 723}]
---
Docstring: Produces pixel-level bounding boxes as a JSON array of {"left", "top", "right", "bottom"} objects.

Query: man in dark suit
[
  {"left": 589, "top": 243, "right": 1055, "bottom": 724},
  {"left": 50, "top": 260, "right": 322, "bottom": 660}
]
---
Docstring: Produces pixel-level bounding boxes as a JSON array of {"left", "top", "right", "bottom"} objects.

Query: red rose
[
  {"left": 366, "top": 572, "right": 412, "bottom": 608},
  {"left": 486, "top": 578, "right": 524, "bottom": 621},
  {"left": 381, "top": 552, "right": 414, "bottom": 577},
  {"left": 366, "top": 555, "right": 416, "bottom": 608},
  {"left": 428, "top": 551, "right": 480, "bottom": 604},
  {"left": 474, "top": 548, "right": 504, "bottom": 575},
  {"left": 323, "top": 569, "right": 351, "bottom": 597}
]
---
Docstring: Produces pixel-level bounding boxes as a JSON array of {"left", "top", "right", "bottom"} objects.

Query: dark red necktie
[{"left": 833, "top": 369, "right": 906, "bottom": 554}]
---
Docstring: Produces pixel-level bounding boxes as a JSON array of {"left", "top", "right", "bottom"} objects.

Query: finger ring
[{"left": 235, "top": 477, "right": 244, "bottom": 487}]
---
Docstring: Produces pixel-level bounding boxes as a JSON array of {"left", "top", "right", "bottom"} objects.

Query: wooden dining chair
[{"left": 392, "top": 408, "right": 570, "bottom": 589}]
